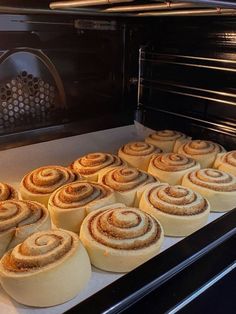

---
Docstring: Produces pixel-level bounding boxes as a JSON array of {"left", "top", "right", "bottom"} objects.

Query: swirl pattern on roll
[
  {"left": 120, "top": 142, "right": 161, "bottom": 156},
  {"left": 214, "top": 151, "right": 236, "bottom": 175},
  {"left": 150, "top": 153, "right": 197, "bottom": 172},
  {"left": 0, "top": 200, "right": 48, "bottom": 233},
  {"left": 50, "top": 181, "right": 113, "bottom": 209},
  {"left": 1, "top": 229, "right": 77, "bottom": 273},
  {"left": 22, "top": 166, "right": 77, "bottom": 195},
  {"left": 147, "top": 130, "right": 187, "bottom": 142},
  {"left": 187, "top": 169, "right": 236, "bottom": 192},
  {"left": 71, "top": 153, "right": 124, "bottom": 176},
  {"left": 86, "top": 207, "right": 162, "bottom": 250},
  {"left": 0, "top": 183, "right": 18, "bottom": 201},
  {"left": 101, "top": 166, "right": 155, "bottom": 191},
  {"left": 219, "top": 151, "right": 236, "bottom": 167},
  {"left": 147, "top": 184, "right": 208, "bottom": 216},
  {"left": 178, "top": 140, "right": 224, "bottom": 156}
]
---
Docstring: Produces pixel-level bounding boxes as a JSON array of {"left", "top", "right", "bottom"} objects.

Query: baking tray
[{"left": 0, "top": 124, "right": 224, "bottom": 314}]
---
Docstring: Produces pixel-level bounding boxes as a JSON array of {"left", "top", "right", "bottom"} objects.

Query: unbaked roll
[
  {"left": 177, "top": 140, "right": 225, "bottom": 168},
  {"left": 214, "top": 150, "right": 236, "bottom": 176},
  {"left": 20, "top": 165, "right": 78, "bottom": 207},
  {"left": 0, "top": 182, "right": 19, "bottom": 201},
  {"left": 139, "top": 183, "right": 210, "bottom": 236},
  {"left": 70, "top": 152, "right": 126, "bottom": 182},
  {"left": 118, "top": 141, "right": 162, "bottom": 171},
  {"left": 145, "top": 130, "right": 191, "bottom": 153},
  {"left": 99, "top": 166, "right": 156, "bottom": 206},
  {"left": 182, "top": 168, "right": 236, "bottom": 212},
  {"left": 148, "top": 153, "right": 200, "bottom": 185},
  {"left": 0, "top": 200, "right": 51, "bottom": 257},
  {"left": 80, "top": 204, "right": 164, "bottom": 272},
  {"left": 0, "top": 229, "right": 91, "bottom": 307},
  {"left": 48, "top": 181, "right": 116, "bottom": 233}
]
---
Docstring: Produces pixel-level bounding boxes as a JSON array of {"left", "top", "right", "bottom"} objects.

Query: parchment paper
[{"left": 0, "top": 124, "right": 223, "bottom": 314}]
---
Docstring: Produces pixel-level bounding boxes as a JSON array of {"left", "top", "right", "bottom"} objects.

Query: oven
[{"left": 0, "top": 1, "right": 235, "bottom": 313}]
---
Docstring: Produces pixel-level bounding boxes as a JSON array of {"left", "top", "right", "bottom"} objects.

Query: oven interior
[
  {"left": 0, "top": 3, "right": 235, "bottom": 313},
  {"left": 0, "top": 3, "right": 236, "bottom": 152}
]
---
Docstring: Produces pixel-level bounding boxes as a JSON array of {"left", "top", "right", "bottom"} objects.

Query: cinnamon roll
[
  {"left": 20, "top": 165, "right": 78, "bottom": 206},
  {"left": 70, "top": 152, "right": 126, "bottom": 182},
  {"left": 214, "top": 150, "right": 236, "bottom": 176},
  {"left": 139, "top": 183, "right": 210, "bottom": 236},
  {"left": 99, "top": 166, "right": 156, "bottom": 206},
  {"left": 0, "top": 200, "right": 51, "bottom": 257},
  {"left": 48, "top": 181, "right": 116, "bottom": 233},
  {"left": 145, "top": 130, "right": 191, "bottom": 153},
  {"left": 0, "top": 229, "right": 91, "bottom": 307},
  {"left": 80, "top": 204, "right": 164, "bottom": 272},
  {"left": 177, "top": 140, "right": 225, "bottom": 168},
  {"left": 148, "top": 153, "right": 200, "bottom": 185},
  {"left": 182, "top": 169, "right": 236, "bottom": 212},
  {"left": 0, "top": 182, "right": 19, "bottom": 201},
  {"left": 118, "top": 141, "right": 161, "bottom": 171}
]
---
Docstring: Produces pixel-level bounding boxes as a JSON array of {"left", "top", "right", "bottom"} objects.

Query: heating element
[{"left": 49, "top": 0, "right": 236, "bottom": 16}]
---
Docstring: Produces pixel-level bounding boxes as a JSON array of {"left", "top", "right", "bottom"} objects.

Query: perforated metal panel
[
  {"left": 0, "top": 71, "right": 57, "bottom": 130},
  {"left": 0, "top": 48, "right": 66, "bottom": 134}
]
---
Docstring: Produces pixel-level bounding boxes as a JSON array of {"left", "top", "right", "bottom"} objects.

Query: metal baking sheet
[{"left": 0, "top": 124, "right": 223, "bottom": 314}]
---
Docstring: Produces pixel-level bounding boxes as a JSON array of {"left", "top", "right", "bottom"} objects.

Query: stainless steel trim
[{"left": 167, "top": 262, "right": 236, "bottom": 314}]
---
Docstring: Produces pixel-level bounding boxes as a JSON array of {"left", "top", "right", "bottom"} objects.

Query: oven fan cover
[{"left": 0, "top": 48, "right": 66, "bottom": 133}]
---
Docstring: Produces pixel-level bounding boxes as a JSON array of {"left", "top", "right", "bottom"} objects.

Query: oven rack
[{"left": 136, "top": 44, "right": 236, "bottom": 149}]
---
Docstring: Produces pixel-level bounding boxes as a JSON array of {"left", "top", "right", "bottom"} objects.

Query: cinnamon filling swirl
[
  {"left": 102, "top": 167, "right": 155, "bottom": 192},
  {"left": 180, "top": 140, "right": 223, "bottom": 156},
  {"left": 0, "top": 183, "right": 18, "bottom": 201},
  {"left": 219, "top": 151, "right": 236, "bottom": 167},
  {"left": 2, "top": 230, "right": 76, "bottom": 273},
  {"left": 188, "top": 169, "right": 236, "bottom": 192},
  {"left": 152, "top": 153, "right": 197, "bottom": 172},
  {"left": 148, "top": 130, "right": 186, "bottom": 141},
  {"left": 148, "top": 185, "right": 207, "bottom": 216},
  {"left": 50, "top": 182, "right": 113, "bottom": 209},
  {"left": 22, "top": 166, "right": 76, "bottom": 194},
  {"left": 0, "top": 200, "right": 46, "bottom": 233},
  {"left": 72, "top": 153, "right": 124, "bottom": 175},
  {"left": 120, "top": 142, "right": 159, "bottom": 156},
  {"left": 88, "top": 208, "right": 161, "bottom": 250}
]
